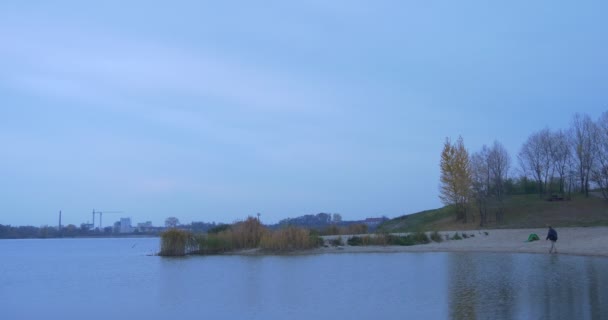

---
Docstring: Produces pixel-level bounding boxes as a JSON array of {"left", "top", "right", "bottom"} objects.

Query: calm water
[{"left": 1, "top": 238, "right": 607, "bottom": 319}]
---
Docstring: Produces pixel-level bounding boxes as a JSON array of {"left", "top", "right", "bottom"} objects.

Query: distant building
[
  {"left": 137, "top": 221, "right": 153, "bottom": 232},
  {"left": 120, "top": 218, "right": 133, "bottom": 233}
]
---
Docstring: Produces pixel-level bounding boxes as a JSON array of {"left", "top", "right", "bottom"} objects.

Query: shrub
[
  {"left": 411, "top": 232, "right": 430, "bottom": 244},
  {"left": 386, "top": 235, "right": 413, "bottom": 246},
  {"left": 452, "top": 233, "right": 462, "bottom": 240},
  {"left": 347, "top": 236, "right": 364, "bottom": 246},
  {"left": 329, "top": 237, "right": 343, "bottom": 246},
  {"left": 462, "top": 233, "right": 469, "bottom": 239},
  {"left": 430, "top": 231, "right": 443, "bottom": 242},
  {"left": 197, "top": 233, "right": 233, "bottom": 254}
]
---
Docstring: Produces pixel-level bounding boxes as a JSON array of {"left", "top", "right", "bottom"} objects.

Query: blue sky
[{"left": 1, "top": 1, "right": 607, "bottom": 227}]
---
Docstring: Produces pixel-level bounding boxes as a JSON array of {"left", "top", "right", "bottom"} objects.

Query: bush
[
  {"left": 347, "top": 236, "right": 364, "bottom": 246},
  {"left": 430, "top": 231, "right": 443, "bottom": 242},
  {"left": 329, "top": 237, "right": 343, "bottom": 246},
  {"left": 452, "top": 233, "right": 462, "bottom": 240},
  {"left": 411, "top": 232, "right": 430, "bottom": 244},
  {"left": 197, "top": 233, "right": 233, "bottom": 254},
  {"left": 347, "top": 235, "right": 388, "bottom": 246}
]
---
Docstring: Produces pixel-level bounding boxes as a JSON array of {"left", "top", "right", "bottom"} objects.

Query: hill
[{"left": 379, "top": 194, "right": 608, "bottom": 232}]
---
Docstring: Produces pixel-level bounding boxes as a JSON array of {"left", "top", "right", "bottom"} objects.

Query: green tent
[{"left": 527, "top": 233, "right": 540, "bottom": 242}]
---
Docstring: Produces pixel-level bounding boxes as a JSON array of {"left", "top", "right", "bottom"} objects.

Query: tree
[
  {"left": 592, "top": 111, "right": 608, "bottom": 200},
  {"left": 470, "top": 141, "right": 511, "bottom": 225},
  {"left": 332, "top": 213, "right": 342, "bottom": 223},
  {"left": 487, "top": 141, "right": 511, "bottom": 222},
  {"left": 165, "top": 217, "right": 180, "bottom": 228},
  {"left": 571, "top": 113, "right": 599, "bottom": 197},
  {"left": 519, "top": 129, "right": 552, "bottom": 198},
  {"left": 550, "top": 129, "right": 572, "bottom": 194},
  {"left": 470, "top": 145, "right": 490, "bottom": 226},
  {"left": 439, "top": 136, "right": 472, "bottom": 223}
]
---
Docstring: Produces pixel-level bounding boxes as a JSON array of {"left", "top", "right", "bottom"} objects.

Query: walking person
[{"left": 546, "top": 226, "right": 558, "bottom": 254}]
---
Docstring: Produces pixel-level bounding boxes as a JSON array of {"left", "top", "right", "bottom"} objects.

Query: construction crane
[{"left": 92, "top": 209, "right": 123, "bottom": 230}]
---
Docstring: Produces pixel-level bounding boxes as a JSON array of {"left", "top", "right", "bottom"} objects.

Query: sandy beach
[{"left": 312, "top": 227, "right": 608, "bottom": 257}]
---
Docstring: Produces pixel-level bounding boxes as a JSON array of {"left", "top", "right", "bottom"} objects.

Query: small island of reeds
[
  {"left": 159, "top": 216, "right": 323, "bottom": 256},
  {"left": 159, "top": 216, "right": 449, "bottom": 257}
]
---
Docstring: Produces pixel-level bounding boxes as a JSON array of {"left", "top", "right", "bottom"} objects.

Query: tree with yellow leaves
[{"left": 440, "top": 136, "right": 472, "bottom": 223}]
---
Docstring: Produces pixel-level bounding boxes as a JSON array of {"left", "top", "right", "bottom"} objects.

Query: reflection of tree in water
[
  {"left": 447, "top": 253, "right": 516, "bottom": 320},
  {"left": 587, "top": 258, "right": 608, "bottom": 318},
  {"left": 448, "top": 253, "right": 608, "bottom": 320},
  {"left": 533, "top": 255, "right": 608, "bottom": 320}
]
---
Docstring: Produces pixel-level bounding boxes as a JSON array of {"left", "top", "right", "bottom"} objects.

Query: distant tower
[{"left": 58, "top": 210, "right": 62, "bottom": 231}]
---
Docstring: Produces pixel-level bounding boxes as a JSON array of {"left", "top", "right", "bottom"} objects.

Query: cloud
[{"left": 0, "top": 19, "right": 339, "bottom": 116}]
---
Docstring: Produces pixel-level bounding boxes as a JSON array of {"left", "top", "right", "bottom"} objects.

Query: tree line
[{"left": 440, "top": 111, "right": 608, "bottom": 226}]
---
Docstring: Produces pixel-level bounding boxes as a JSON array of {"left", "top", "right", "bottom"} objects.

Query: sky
[{"left": 1, "top": 1, "right": 607, "bottom": 227}]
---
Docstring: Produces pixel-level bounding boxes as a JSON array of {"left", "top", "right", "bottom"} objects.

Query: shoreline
[{"left": 229, "top": 227, "right": 608, "bottom": 258}]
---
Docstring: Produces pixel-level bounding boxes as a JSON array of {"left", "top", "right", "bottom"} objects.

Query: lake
[{"left": 1, "top": 237, "right": 606, "bottom": 319}]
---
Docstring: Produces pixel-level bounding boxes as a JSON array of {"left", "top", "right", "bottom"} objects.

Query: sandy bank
[
  {"left": 230, "top": 227, "right": 608, "bottom": 257},
  {"left": 315, "top": 227, "right": 608, "bottom": 257}
]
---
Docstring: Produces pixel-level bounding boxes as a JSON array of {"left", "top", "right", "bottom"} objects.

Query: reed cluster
[
  {"left": 260, "top": 226, "right": 323, "bottom": 251},
  {"left": 173, "top": 216, "right": 324, "bottom": 255},
  {"left": 159, "top": 229, "right": 196, "bottom": 256}
]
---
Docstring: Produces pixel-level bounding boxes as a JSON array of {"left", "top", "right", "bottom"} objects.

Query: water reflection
[
  {"left": 448, "top": 253, "right": 608, "bottom": 320},
  {"left": 2, "top": 239, "right": 607, "bottom": 320}
]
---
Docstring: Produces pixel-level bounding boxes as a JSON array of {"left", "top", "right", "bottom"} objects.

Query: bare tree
[
  {"left": 550, "top": 129, "right": 572, "bottom": 194},
  {"left": 592, "top": 112, "right": 608, "bottom": 199},
  {"left": 538, "top": 129, "right": 556, "bottom": 194},
  {"left": 519, "top": 130, "right": 551, "bottom": 198},
  {"left": 488, "top": 141, "right": 510, "bottom": 221},
  {"left": 470, "top": 146, "right": 490, "bottom": 226},
  {"left": 570, "top": 113, "right": 599, "bottom": 197},
  {"left": 165, "top": 217, "right": 180, "bottom": 228}
]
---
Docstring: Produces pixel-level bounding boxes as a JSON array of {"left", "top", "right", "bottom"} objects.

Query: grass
[
  {"left": 379, "top": 193, "right": 608, "bottom": 232},
  {"left": 377, "top": 205, "right": 456, "bottom": 233}
]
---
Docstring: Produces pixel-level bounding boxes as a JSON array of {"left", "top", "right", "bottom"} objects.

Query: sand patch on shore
[{"left": 315, "top": 227, "right": 608, "bottom": 257}]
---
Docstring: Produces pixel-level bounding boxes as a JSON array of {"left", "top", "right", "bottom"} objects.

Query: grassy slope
[{"left": 379, "top": 194, "right": 608, "bottom": 232}]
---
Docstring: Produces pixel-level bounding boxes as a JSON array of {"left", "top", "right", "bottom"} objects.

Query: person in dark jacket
[{"left": 546, "top": 226, "right": 558, "bottom": 253}]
